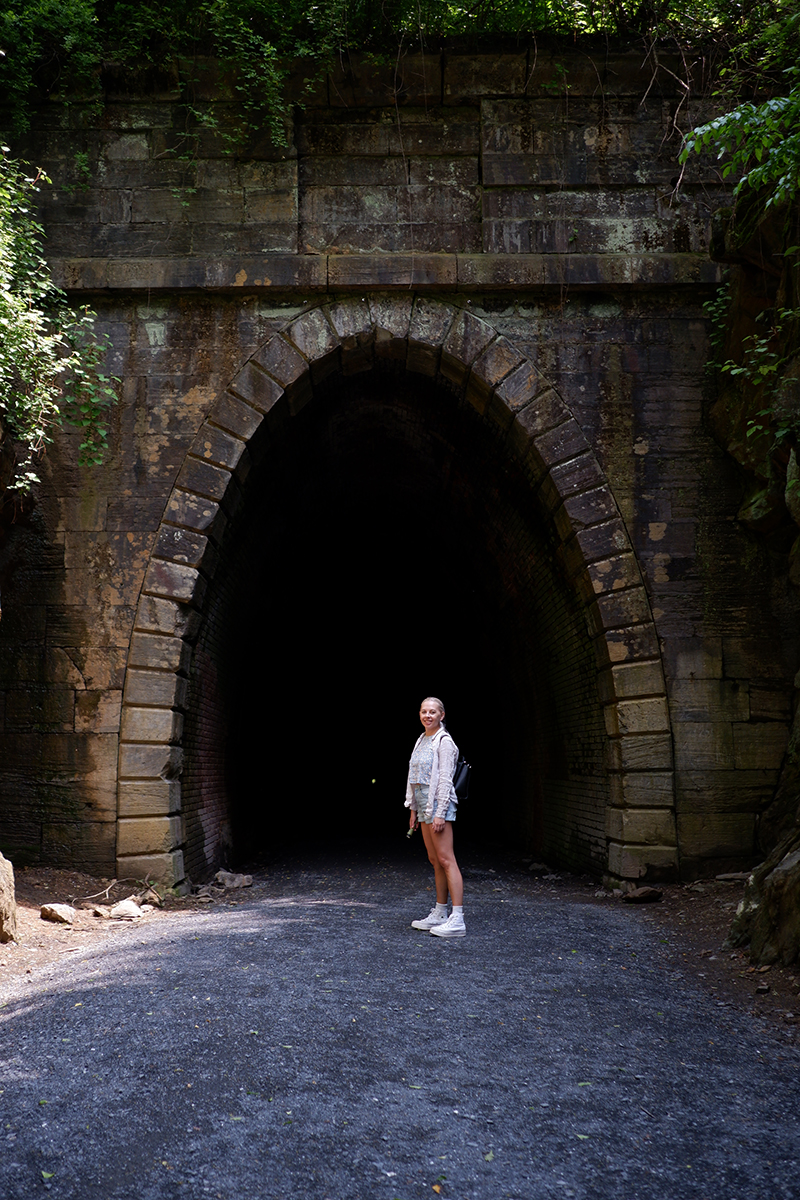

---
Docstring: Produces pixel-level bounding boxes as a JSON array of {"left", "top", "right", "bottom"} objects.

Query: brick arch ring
[{"left": 117, "top": 296, "right": 678, "bottom": 888}]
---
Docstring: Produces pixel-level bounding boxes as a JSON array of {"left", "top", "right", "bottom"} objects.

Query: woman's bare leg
[
  {"left": 422, "top": 821, "right": 463, "bottom": 907},
  {"left": 420, "top": 822, "right": 450, "bottom": 904}
]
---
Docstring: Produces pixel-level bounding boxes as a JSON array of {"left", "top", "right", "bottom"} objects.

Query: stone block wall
[{"left": 0, "top": 44, "right": 796, "bottom": 883}]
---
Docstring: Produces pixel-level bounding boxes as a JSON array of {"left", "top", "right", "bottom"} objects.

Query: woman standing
[{"left": 405, "top": 697, "right": 466, "bottom": 938}]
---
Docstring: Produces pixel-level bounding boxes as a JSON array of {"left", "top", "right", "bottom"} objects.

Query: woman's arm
[{"left": 432, "top": 735, "right": 458, "bottom": 821}]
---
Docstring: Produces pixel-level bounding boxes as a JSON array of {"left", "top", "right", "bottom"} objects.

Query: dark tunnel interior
[{"left": 181, "top": 367, "right": 607, "bottom": 871}]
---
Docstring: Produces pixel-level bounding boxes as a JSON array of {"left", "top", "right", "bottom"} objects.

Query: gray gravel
[{"left": 2, "top": 845, "right": 799, "bottom": 1200}]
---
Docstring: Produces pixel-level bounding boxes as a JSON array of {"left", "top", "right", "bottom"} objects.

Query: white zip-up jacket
[{"left": 404, "top": 726, "right": 459, "bottom": 821}]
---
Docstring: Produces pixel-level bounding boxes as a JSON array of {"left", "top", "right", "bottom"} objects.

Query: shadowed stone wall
[{"left": 0, "top": 45, "right": 797, "bottom": 885}]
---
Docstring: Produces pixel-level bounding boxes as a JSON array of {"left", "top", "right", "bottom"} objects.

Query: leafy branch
[
  {"left": 0, "top": 148, "right": 118, "bottom": 496},
  {"left": 680, "top": 68, "right": 800, "bottom": 209}
]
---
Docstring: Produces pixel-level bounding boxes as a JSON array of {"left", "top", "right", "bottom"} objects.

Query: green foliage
[
  {"left": 0, "top": 148, "right": 117, "bottom": 495},
  {"left": 0, "top": 0, "right": 793, "bottom": 143},
  {"left": 0, "top": 0, "right": 103, "bottom": 136},
  {"left": 680, "top": 2, "right": 800, "bottom": 207},
  {"left": 703, "top": 281, "right": 731, "bottom": 357},
  {"left": 681, "top": 71, "right": 800, "bottom": 208}
]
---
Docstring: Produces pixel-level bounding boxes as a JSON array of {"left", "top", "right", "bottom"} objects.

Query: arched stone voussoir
[
  {"left": 466, "top": 336, "right": 528, "bottom": 416},
  {"left": 323, "top": 299, "right": 376, "bottom": 375},
  {"left": 440, "top": 307, "right": 497, "bottom": 390},
  {"left": 283, "top": 307, "right": 342, "bottom": 388},
  {"left": 406, "top": 298, "right": 457, "bottom": 377}
]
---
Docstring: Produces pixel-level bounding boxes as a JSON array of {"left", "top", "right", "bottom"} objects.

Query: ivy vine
[{"left": 0, "top": 148, "right": 118, "bottom": 497}]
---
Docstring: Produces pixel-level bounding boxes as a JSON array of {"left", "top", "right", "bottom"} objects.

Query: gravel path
[{"left": 2, "top": 845, "right": 799, "bottom": 1200}]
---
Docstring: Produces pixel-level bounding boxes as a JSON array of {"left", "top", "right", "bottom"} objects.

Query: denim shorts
[{"left": 412, "top": 784, "right": 457, "bottom": 823}]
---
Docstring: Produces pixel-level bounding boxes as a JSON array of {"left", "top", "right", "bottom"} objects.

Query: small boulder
[
  {"left": 109, "top": 898, "right": 143, "bottom": 920},
  {"left": 41, "top": 903, "right": 76, "bottom": 925},
  {"left": 622, "top": 887, "right": 663, "bottom": 904},
  {"left": 215, "top": 870, "right": 253, "bottom": 889},
  {"left": 0, "top": 852, "right": 17, "bottom": 943}
]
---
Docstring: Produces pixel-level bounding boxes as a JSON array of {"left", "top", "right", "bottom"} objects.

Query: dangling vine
[{"left": 0, "top": 148, "right": 118, "bottom": 499}]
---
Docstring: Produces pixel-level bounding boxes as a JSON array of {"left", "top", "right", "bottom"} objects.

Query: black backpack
[{"left": 453, "top": 750, "right": 470, "bottom": 801}]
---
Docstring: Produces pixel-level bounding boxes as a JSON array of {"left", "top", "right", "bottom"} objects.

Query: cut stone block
[
  {"left": 723, "top": 637, "right": 791, "bottom": 683},
  {"left": 532, "top": 419, "right": 589, "bottom": 471},
  {"left": 152, "top": 527, "right": 210, "bottom": 570},
  {"left": 325, "top": 298, "right": 372, "bottom": 341},
  {"left": 669, "top": 679, "right": 750, "bottom": 723},
  {"left": 252, "top": 336, "right": 308, "bottom": 388},
  {"left": 128, "top": 632, "right": 191, "bottom": 673},
  {"left": 605, "top": 808, "right": 676, "bottom": 845},
  {"left": 675, "top": 769, "right": 778, "bottom": 814},
  {"left": 115, "top": 850, "right": 185, "bottom": 888},
  {"left": 229, "top": 362, "right": 284, "bottom": 414},
  {"left": 118, "top": 779, "right": 182, "bottom": 817},
  {"left": 118, "top": 743, "right": 183, "bottom": 781},
  {"left": 607, "top": 842, "right": 678, "bottom": 880},
  {"left": 176, "top": 457, "right": 232, "bottom": 503},
  {"left": 595, "top": 624, "right": 660, "bottom": 668},
  {"left": 117, "top": 815, "right": 184, "bottom": 856},
  {"left": 548, "top": 454, "right": 605, "bottom": 503},
  {"left": 606, "top": 733, "right": 673, "bottom": 771},
  {"left": 74, "top": 690, "right": 122, "bottom": 734},
  {"left": 209, "top": 391, "right": 265, "bottom": 440},
  {"left": 124, "top": 669, "right": 187, "bottom": 709},
  {"left": 189, "top": 425, "right": 248, "bottom": 473},
  {"left": 143, "top": 560, "right": 201, "bottom": 604},
  {"left": 573, "top": 519, "right": 631, "bottom": 564},
  {"left": 608, "top": 772, "right": 674, "bottom": 808},
  {"left": 511, "top": 388, "right": 569, "bottom": 443},
  {"left": 732, "top": 723, "right": 790, "bottom": 770},
  {"left": 604, "top": 697, "right": 670, "bottom": 737},
  {"left": 165, "top": 490, "right": 226, "bottom": 536},
  {"left": 677, "top": 813, "right": 756, "bottom": 859},
  {"left": 368, "top": 294, "right": 414, "bottom": 339},
  {"left": 440, "top": 308, "right": 496, "bottom": 386},
  {"left": 408, "top": 298, "right": 456, "bottom": 352},
  {"left": 749, "top": 688, "right": 792, "bottom": 722},
  {"left": 285, "top": 307, "right": 339, "bottom": 362},
  {"left": 590, "top": 588, "right": 652, "bottom": 635},
  {"left": 467, "top": 337, "right": 526, "bottom": 410},
  {"left": 673, "top": 722, "right": 734, "bottom": 771},
  {"left": 662, "top": 637, "right": 723, "bottom": 682},
  {"left": 586, "top": 553, "right": 642, "bottom": 596},
  {"left": 598, "top": 661, "right": 666, "bottom": 704},
  {"left": 120, "top": 706, "right": 183, "bottom": 744}
]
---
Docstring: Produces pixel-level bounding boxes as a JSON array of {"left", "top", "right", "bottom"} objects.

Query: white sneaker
[
  {"left": 429, "top": 911, "right": 466, "bottom": 938},
  {"left": 411, "top": 907, "right": 448, "bottom": 930}
]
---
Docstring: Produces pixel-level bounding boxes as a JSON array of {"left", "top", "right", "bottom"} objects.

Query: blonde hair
[{"left": 421, "top": 696, "right": 445, "bottom": 715}]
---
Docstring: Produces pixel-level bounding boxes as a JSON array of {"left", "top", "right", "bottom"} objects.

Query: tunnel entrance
[{"left": 180, "top": 365, "right": 610, "bottom": 875}]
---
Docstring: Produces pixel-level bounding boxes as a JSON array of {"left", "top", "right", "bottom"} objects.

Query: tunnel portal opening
[{"left": 181, "top": 367, "right": 609, "bottom": 875}]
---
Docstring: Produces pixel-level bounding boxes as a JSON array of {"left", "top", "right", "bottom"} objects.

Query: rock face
[
  {"left": 0, "top": 852, "right": 17, "bottom": 943},
  {"left": 727, "top": 831, "right": 800, "bottom": 965}
]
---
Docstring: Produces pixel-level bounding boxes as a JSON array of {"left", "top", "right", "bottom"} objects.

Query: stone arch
[{"left": 116, "top": 296, "right": 677, "bottom": 888}]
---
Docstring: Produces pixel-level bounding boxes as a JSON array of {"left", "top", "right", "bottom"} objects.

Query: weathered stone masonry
[{"left": 0, "top": 47, "right": 797, "bottom": 885}]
